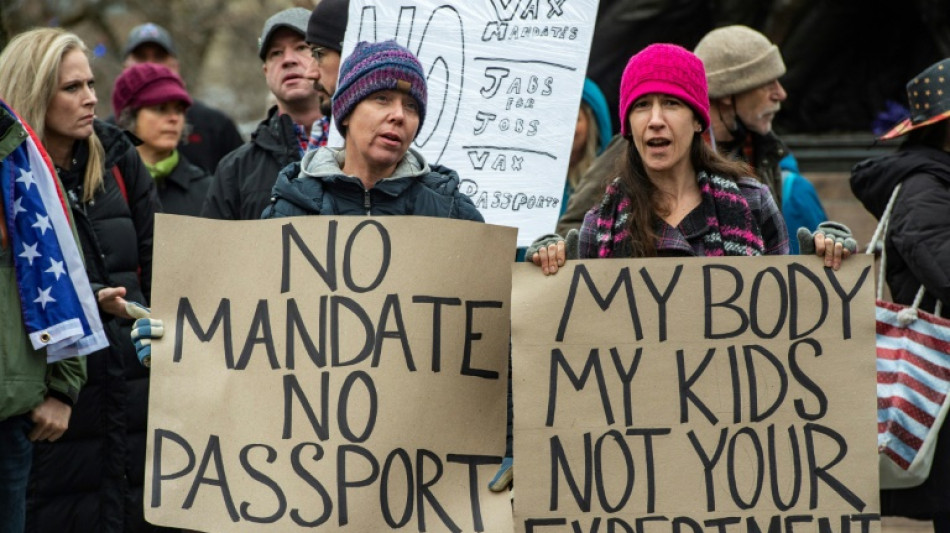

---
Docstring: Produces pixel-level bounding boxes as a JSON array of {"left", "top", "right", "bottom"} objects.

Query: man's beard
[{"left": 317, "top": 85, "right": 332, "bottom": 116}]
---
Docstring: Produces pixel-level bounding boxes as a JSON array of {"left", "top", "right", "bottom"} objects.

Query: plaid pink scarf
[{"left": 592, "top": 171, "right": 765, "bottom": 258}]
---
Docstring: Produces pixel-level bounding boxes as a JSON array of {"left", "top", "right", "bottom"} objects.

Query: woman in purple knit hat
[
  {"left": 262, "top": 39, "right": 482, "bottom": 222},
  {"left": 527, "top": 44, "right": 854, "bottom": 273}
]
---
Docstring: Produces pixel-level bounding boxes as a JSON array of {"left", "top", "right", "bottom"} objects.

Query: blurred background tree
[
  {"left": 0, "top": 0, "right": 316, "bottom": 135},
  {"left": 2, "top": 0, "right": 948, "bottom": 135}
]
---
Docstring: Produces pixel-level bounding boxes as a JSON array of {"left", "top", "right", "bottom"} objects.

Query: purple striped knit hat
[{"left": 332, "top": 40, "right": 427, "bottom": 137}]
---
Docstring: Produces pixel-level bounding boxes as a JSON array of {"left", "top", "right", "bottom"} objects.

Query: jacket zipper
[{"left": 363, "top": 188, "right": 371, "bottom": 215}]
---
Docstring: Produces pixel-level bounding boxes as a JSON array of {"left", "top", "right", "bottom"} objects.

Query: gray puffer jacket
[{"left": 262, "top": 147, "right": 483, "bottom": 221}]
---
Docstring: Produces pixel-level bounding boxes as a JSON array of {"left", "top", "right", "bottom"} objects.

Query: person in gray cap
[
  {"left": 694, "top": 25, "right": 828, "bottom": 252},
  {"left": 200, "top": 7, "right": 325, "bottom": 220},
  {"left": 123, "top": 22, "right": 243, "bottom": 175},
  {"left": 303, "top": 0, "right": 349, "bottom": 117}
]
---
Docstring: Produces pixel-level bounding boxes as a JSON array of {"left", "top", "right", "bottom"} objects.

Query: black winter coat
[
  {"left": 178, "top": 100, "right": 243, "bottom": 175},
  {"left": 200, "top": 106, "right": 301, "bottom": 220},
  {"left": 262, "top": 147, "right": 484, "bottom": 221},
  {"left": 155, "top": 154, "right": 211, "bottom": 217},
  {"left": 851, "top": 144, "right": 950, "bottom": 518},
  {"left": 26, "top": 120, "right": 171, "bottom": 533}
]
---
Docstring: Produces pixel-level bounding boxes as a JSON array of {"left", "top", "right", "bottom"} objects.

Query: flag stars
[
  {"left": 13, "top": 197, "right": 26, "bottom": 217},
  {"left": 15, "top": 168, "right": 36, "bottom": 190},
  {"left": 32, "top": 214, "right": 51, "bottom": 235},
  {"left": 34, "top": 286, "right": 56, "bottom": 309},
  {"left": 19, "top": 242, "right": 41, "bottom": 266},
  {"left": 46, "top": 258, "right": 65, "bottom": 280}
]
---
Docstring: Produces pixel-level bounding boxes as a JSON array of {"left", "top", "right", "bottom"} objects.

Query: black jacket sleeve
[
  {"left": 118, "top": 147, "right": 160, "bottom": 303},
  {"left": 200, "top": 149, "right": 243, "bottom": 220},
  {"left": 890, "top": 172, "right": 950, "bottom": 307}
]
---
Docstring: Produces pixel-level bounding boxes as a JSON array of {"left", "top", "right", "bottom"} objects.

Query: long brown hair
[{"left": 615, "top": 131, "right": 753, "bottom": 257}]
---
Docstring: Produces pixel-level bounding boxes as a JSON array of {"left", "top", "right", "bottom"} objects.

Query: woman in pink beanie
[{"left": 528, "top": 44, "right": 852, "bottom": 271}]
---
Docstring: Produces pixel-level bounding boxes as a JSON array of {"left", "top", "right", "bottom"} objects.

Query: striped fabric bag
[
  {"left": 871, "top": 183, "right": 950, "bottom": 488},
  {"left": 877, "top": 299, "right": 950, "bottom": 488}
]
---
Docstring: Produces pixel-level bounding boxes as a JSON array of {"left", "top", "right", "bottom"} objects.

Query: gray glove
[
  {"left": 524, "top": 229, "right": 580, "bottom": 262},
  {"left": 797, "top": 222, "right": 858, "bottom": 255}
]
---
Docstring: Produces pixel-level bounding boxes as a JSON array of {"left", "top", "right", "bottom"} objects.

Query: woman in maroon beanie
[{"left": 114, "top": 63, "right": 210, "bottom": 216}]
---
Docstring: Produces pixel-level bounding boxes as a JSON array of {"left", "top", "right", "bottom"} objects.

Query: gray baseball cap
[
  {"left": 124, "top": 23, "right": 176, "bottom": 57},
  {"left": 258, "top": 7, "right": 311, "bottom": 61}
]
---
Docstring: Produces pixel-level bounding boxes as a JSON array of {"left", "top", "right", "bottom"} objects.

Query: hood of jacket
[
  {"left": 582, "top": 78, "right": 613, "bottom": 155},
  {"left": 299, "top": 146, "right": 432, "bottom": 184},
  {"left": 269, "top": 145, "right": 467, "bottom": 215},
  {"left": 850, "top": 145, "right": 950, "bottom": 219}
]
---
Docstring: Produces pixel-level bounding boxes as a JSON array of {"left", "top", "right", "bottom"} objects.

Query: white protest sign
[{"left": 332, "top": 0, "right": 599, "bottom": 247}]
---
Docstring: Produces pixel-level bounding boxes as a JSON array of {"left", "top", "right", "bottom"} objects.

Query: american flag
[
  {"left": 1, "top": 100, "right": 107, "bottom": 362},
  {"left": 877, "top": 299, "right": 950, "bottom": 470}
]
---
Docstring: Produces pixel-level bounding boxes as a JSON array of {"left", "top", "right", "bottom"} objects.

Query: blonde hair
[
  {"left": 567, "top": 103, "right": 599, "bottom": 190},
  {"left": 0, "top": 28, "right": 104, "bottom": 202}
]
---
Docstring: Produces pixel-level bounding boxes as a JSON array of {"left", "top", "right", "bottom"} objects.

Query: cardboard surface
[
  {"left": 511, "top": 256, "right": 881, "bottom": 532},
  {"left": 144, "top": 214, "right": 516, "bottom": 532}
]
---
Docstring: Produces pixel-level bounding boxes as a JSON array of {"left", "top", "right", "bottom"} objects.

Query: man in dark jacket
[
  {"left": 122, "top": 22, "right": 243, "bottom": 174},
  {"left": 263, "top": 40, "right": 482, "bottom": 222},
  {"left": 200, "top": 8, "right": 325, "bottom": 220}
]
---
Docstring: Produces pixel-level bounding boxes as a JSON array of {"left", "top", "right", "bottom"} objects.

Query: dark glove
[
  {"left": 128, "top": 301, "right": 163, "bottom": 367},
  {"left": 797, "top": 222, "right": 858, "bottom": 255},
  {"left": 488, "top": 456, "right": 513, "bottom": 492}
]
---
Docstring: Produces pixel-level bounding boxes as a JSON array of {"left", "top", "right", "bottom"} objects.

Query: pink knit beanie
[{"left": 618, "top": 43, "right": 710, "bottom": 137}]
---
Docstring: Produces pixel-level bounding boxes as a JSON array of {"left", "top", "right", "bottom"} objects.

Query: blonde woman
[{"left": 0, "top": 27, "right": 162, "bottom": 532}]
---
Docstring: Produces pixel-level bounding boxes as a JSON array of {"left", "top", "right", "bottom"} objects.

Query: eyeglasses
[{"left": 310, "top": 46, "right": 327, "bottom": 63}]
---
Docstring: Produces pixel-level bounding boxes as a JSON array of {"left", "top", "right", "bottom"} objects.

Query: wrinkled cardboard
[
  {"left": 144, "top": 214, "right": 516, "bottom": 532},
  {"left": 511, "top": 256, "right": 880, "bottom": 533}
]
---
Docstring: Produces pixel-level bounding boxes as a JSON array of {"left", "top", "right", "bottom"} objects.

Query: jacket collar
[{"left": 300, "top": 146, "right": 431, "bottom": 195}]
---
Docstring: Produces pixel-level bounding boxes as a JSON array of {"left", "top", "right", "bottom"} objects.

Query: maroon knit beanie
[
  {"left": 112, "top": 63, "right": 192, "bottom": 119},
  {"left": 618, "top": 43, "right": 710, "bottom": 137}
]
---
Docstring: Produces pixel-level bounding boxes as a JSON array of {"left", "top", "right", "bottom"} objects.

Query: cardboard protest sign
[
  {"left": 511, "top": 256, "right": 881, "bottom": 533},
  {"left": 144, "top": 214, "right": 516, "bottom": 532},
  {"left": 331, "top": 0, "right": 599, "bottom": 247}
]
